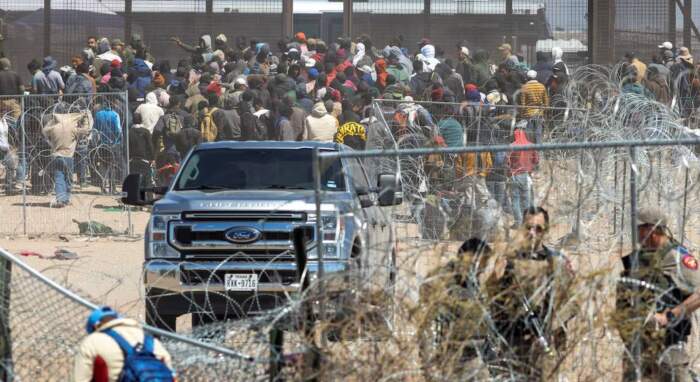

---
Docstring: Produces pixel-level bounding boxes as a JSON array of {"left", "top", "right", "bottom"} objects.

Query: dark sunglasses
[{"left": 525, "top": 224, "right": 547, "bottom": 233}]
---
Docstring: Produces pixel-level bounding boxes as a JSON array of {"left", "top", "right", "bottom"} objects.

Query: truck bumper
[{"left": 144, "top": 259, "right": 351, "bottom": 316}]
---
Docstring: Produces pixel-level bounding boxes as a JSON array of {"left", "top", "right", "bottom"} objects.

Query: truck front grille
[{"left": 169, "top": 215, "right": 314, "bottom": 262}]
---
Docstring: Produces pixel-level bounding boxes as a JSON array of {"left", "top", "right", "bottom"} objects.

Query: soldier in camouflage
[
  {"left": 617, "top": 207, "right": 700, "bottom": 382},
  {"left": 485, "top": 206, "right": 574, "bottom": 380}
]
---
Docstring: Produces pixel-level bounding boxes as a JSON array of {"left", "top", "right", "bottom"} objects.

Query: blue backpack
[{"left": 103, "top": 329, "right": 174, "bottom": 382}]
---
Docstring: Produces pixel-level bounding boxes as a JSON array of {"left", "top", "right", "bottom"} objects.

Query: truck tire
[{"left": 146, "top": 302, "right": 177, "bottom": 332}]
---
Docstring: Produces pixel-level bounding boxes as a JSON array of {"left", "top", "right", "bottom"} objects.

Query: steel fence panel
[{"left": 0, "top": 92, "right": 131, "bottom": 235}]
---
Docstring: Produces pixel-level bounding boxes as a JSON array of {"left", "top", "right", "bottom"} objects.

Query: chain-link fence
[
  {"left": 0, "top": 247, "right": 274, "bottom": 381},
  {"left": 0, "top": 92, "right": 131, "bottom": 235}
]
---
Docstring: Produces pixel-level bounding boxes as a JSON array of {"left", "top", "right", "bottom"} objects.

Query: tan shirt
[
  {"left": 42, "top": 112, "right": 92, "bottom": 158},
  {"left": 72, "top": 318, "right": 173, "bottom": 382}
]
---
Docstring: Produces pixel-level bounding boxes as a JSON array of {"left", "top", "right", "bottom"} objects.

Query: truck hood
[{"left": 152, "top": 189, "right": 352, "bottom": 214}]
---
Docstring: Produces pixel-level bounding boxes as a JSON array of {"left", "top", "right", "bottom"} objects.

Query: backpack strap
[
  {"left": 142, "top": 334, "right": 154, "bottom": 353},
  {"left": 102, "top": 328, "right": 135, "bottom": 357}
]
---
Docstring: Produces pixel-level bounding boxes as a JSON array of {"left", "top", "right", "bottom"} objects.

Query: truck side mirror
[{"left": 378, "top": 174, "right": 401, "bottom": 206}]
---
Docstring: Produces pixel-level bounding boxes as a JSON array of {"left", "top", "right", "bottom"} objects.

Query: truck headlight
[
  {"left": 148, "top": 214, "right": 180, "bottom": 259},
  {"left": 307, "top": 212, "right": 344, "bottom": 259}
]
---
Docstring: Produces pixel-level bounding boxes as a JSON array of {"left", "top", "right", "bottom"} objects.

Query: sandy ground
[{"left": 0, "top": 156, "right": 698, "bottom": 380}]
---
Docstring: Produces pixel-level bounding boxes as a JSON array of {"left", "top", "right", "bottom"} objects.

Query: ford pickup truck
[{"left": 122, "top": 141, "right": 400, "bottom": 331}]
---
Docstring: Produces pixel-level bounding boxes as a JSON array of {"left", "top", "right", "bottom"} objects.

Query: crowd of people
[
  {"left": 0, "top": 31, "right": 695, "bottom": 382},
  {"left": 0, "top": 31, "right": 574, "bottom": 212}
]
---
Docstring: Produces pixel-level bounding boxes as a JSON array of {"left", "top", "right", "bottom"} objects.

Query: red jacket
[{"left": 507, "top": 129, "right": 539, "bottom": 176}]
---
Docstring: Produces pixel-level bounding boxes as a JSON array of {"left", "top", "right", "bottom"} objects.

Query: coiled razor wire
[{"left": 0, "top": 64, "right": 700, "bottom": 380}]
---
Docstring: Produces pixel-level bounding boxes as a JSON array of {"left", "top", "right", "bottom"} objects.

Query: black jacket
[
  {"left": 128, "top": 126, "right": 154, "bottom": 161},
  {"left": 175, "top": 127, "right": 202, "bottom": 158}
]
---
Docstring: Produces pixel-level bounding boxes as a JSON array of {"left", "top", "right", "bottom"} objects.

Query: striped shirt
[{"left": 519, "top": 80, "right": 550, "bottom": 118}]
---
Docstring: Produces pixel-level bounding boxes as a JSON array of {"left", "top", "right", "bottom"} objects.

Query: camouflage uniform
[
  {"left": 485, "top": 246, "right": 573, "bottom": 381},
  {"left": 617, "top": 243, "right": 700, "bottom": 382}
]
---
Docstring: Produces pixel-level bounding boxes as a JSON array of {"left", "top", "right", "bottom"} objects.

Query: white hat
[
  {"left": 526, "top": 70, "right": 538, "bottom": 79},
  {"left": 216, "top": 34, "right": 227, "bottom": 43},
  {"left": 460, "top": 46, "right": 470, "bottom": 57},
  {"left": 659, "top": 41, "right": 673, "bottom": 50},
  {"left": 234, "top": 77, "right": 247, "bottom": 86},
  {"left": 358, "top": 65, "right": 373, "bottom": 74},
  {"left": 304, "top": 58, "right": 316, "bottom": 68}
]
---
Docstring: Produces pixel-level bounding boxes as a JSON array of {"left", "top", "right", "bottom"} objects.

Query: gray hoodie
[{"left": 383, "top": 46, "right": 413, "bottom": 76}]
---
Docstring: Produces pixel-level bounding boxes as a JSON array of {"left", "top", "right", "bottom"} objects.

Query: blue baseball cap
[{"left": 86, "top": 306, "right": 119, "bottom": 334}]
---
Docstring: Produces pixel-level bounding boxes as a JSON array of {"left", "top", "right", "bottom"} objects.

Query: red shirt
[{"left": 507, "top": 129, "right": 539, "bottom": 176}]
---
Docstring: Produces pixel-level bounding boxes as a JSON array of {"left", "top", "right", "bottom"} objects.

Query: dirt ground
[{"left": 0, "top": 161, "right": 699, "bottom": 380}]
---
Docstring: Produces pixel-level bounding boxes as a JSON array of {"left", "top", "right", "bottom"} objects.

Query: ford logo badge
[{"left": 225, "top": 227, "right": 262, "bottom": 244}]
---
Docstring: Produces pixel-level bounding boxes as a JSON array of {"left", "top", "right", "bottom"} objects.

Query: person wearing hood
[
  {"left": 383, "top": 46, "right": 413, "bottom": 76},
  {"left": 36, "top": 56, "right": 64, "bottom": 95},
  {"left": 304, "top": 100, "right": 339, "bottom": 141},
  {"left": 386, "top": 53, "right": 409, "bottom": 86},
  {"left": 507, "top": 128, "right": 539, "bottom": 226},
  {"left": 417, "top": 44, "right": 440, "bottom": 73},
  {"left": 127, "top": 58, "right": 152, "bottom": 99},
  {"left": 171, "top": 34, "right": 213, "bottom": 65},
  {"left": 65, "top": 63, "right": 94, "bottom": 95},
  {"left": 352, "top": 42, "right": 373, "bottom": 68},
  {"left": 533, "top": 51, "right": 553, "bottom": 85},
  {"left": 409, "top": 60, "right": 434, "bottom": 100},
  {"left": 437, "top": 102, "right": 463, "bottom": 147},
  {"left": 551, "top": 46, "right": 569, "bottom": 79},
  {"left": 96, "top": 38, "right": 122, "bottom": 66},
  {"left": 214, "top": 34, "right": 228, "bottom": 52},
  {"left": 135, "top": 92, "right": 164, "bottom": 134}
]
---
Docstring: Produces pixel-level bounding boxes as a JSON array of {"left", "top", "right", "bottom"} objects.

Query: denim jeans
[
  {"left": 527, "top": 117, "right": 544, "bottom": 144},
  {"left": 51, "top": 156, "right": 74, "bottom": 204},
  {"left": 486, "top": 180, "right": 509, "bottom": 213},
  {"left": 74, "top": 142, "right": 89, "bottom": 185},
  {"left": 0, "top": 150, "right": 17, "bottom": 192},
  {"left": 510, "top": 173, "right": 533, "bottom": 226}
]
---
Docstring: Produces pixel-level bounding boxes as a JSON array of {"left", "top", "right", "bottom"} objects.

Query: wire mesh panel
[
  {"left": 0, "top": 92, "right": 131, "bottom": 235},
  {"left": 0, "top": 247, "right": 270, "bottom": 381},
  {"left": 615, "top": 0, "right": 672, "bottom": 63}
]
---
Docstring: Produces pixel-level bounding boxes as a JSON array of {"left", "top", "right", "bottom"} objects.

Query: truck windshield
[{"left": 175, "top": 148, "right": 346, "bottom": 191}]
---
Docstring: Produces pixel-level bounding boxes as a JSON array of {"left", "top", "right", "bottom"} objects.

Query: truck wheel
[{"left": 146, "top": 303, "right": 177, "bottom": 332}]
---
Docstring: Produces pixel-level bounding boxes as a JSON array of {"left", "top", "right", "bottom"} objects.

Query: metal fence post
[
  {"left": 43, "top": 0, "right": 51, "bottom": 57},
  {"left": 0, "top": 257, "right": 11, "bottom": 382},
  {"left": 123, "top": 91, "right": 133, "bottom": 236},
  {"left": 20, "top": 95, "right": 26, "bottom": 236},
  {"left": 680, "top": 166, "right": 690, "bottom": 244},
  {"left": 282, "top": 0, "right": 294, "bottom": 39},
  {"left": 312, "top": 148, "right": 324, "bottom": 320},
  {"left": 343, "top": 0, "right": 353, "bottom": 37},
  {"left": 268, "top": 327, "right": 284, "bottom": 382},
  {"left": 628, "top": 145, "right": 641, "bottom": 381}
]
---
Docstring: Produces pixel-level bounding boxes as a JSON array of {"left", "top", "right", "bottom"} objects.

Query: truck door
[{"left": 347, "top": 157, "right": 391, "bottom": 287}]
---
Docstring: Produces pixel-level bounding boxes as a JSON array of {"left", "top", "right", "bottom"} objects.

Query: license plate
[{"left": 225, "top": 274, "right": 258, "bottom": 291}]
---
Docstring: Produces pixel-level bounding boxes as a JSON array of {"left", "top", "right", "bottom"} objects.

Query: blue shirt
[{"left": 94, "top": 108, "right": 122, "bottom": 145}]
